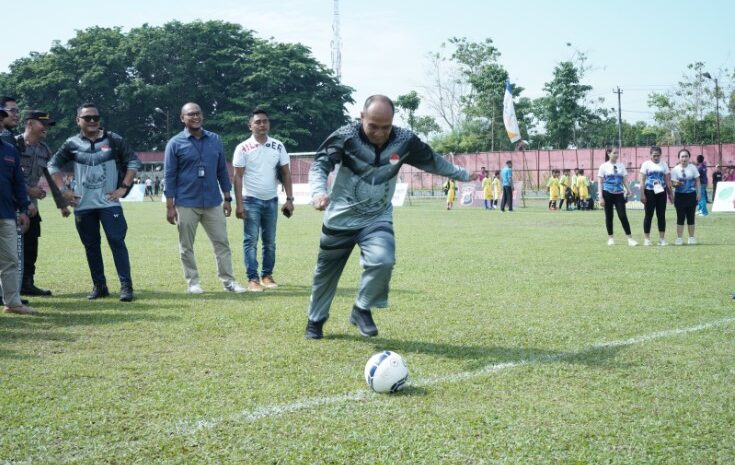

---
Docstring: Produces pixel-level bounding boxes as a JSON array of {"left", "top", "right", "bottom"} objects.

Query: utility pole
[
  {"left": 613, "top": 87, "right": 623, "bottom": 151},
  {"left": 703, "top": 72, "right": 722, "bottom": 166},
  {"left": 331, "top": 0, "right": 342, "bottom": 82}
]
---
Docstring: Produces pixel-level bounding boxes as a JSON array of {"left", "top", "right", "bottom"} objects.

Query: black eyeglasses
[
  {"left": 79, "top": 115, "right": 101, "bottom": 122},
  {"left": 185, "top": 111, "right": 202, "bottom": 117}
]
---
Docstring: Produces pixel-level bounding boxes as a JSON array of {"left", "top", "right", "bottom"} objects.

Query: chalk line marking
[{"left": 176, "top": 317, "right": 735, "bottom": 434}]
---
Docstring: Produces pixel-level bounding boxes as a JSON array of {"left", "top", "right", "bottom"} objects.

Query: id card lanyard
[{"left": 192, "top": 136, "right": 206, "bottom": 178}]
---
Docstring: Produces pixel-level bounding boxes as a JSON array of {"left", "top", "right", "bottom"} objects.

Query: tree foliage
[
  {"left": 395, "top": 91, "right": 420, "bottom": 131},
  {"left": 0, "top": 20, "right": 354, "bottom": 155},
  {"left": 535, "top": 61, "right": 593, "bottom": 149},
  {"left": 425, "top": 37, "right": 532, "bottom": 153}
]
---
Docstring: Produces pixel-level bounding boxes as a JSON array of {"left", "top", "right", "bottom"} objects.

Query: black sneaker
[
  {"left": 87, "top": 285, "right": 110, "bottom": 300},
  {"left": 305, "top": 318, "right": 326, "bottom": 339},
  {"left": 21, "top": 283, "right": 52, "bottom": 296},
  {"left": 350, "top": 305, "right": 378, "bottom": 337},
  {"left": 119, "top": 284, "right": 134, "bottom": 302}
]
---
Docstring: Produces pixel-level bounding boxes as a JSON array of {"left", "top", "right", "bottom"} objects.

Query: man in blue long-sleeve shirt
[
  {"left": 0, "top": 112, "right": 35, "bottom": 314},
  {"left": 500, "top": 160, "right": 514, "bottom": 212},
  {"left": 164, "top": 102, "right": 245, "bottom": 294}
]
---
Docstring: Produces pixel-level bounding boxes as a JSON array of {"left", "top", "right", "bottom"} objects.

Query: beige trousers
[
  {"left": 176, "top": 206, "right": 236, "bottom": 286},
  {"left": 0, "top": 219, "right": 21, "bottom": 307}
]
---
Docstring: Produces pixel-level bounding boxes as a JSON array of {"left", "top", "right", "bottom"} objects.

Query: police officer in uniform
[{"left": 17, "top": 111, "right": 66, "bottom": 296}]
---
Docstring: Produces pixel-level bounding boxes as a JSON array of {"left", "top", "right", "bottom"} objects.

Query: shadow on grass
[
  {"left": 328, "top": 333, "right": 628, "bottom": 371},
  {"left": 0, "top": 307, "right": 179, "bottom": 359}
]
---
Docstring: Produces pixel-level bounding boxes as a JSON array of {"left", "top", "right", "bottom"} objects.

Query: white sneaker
[
  {"left": 607, "top": 238, "right": 615, "bottom": 246},
  {"left": 644, "top": 239, "right": 653, "bottom": 246},
  {"left": 188, "top": 284, "right": 204, "bottom": 294},
  {"left": 688, "top": 237, "right": 697, "bottom": 245},
  {"left": 627, "top": 238, "right": 638, "bottom": 247},
  {"left": 658, "top": 239, "right": 668, "bottom": 246},
  {"left": 224, "top": 281, "right": 247, "bottom": 293},
  {"left": 675, "top": 238, "right": 684, "bottom": 246}
]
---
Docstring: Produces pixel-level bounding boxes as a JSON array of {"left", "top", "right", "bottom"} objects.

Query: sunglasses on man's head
[{"left": 79, "top": 115, "right": 101, "bottom": 122}]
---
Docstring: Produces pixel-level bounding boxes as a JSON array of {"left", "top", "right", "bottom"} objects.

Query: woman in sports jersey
[
  {"left": 639, "top": 146, "right": 671, "bottom": 246},
  {"left": 670, "top": 148, "right": 701, "bottom": 245},
  {"left": 597, "top": 146, "right": 637, "bottom": 246}
]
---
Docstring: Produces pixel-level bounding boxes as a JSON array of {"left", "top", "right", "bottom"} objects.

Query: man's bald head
[
  {"left": 363, "top": 95, "right": 395, "bottom": 116},
  {"left": 180, "top": 102, "right": 203, "bottom": 132},
  {"left": 360, "top": 95, "right": 395, "bottom": 146}
]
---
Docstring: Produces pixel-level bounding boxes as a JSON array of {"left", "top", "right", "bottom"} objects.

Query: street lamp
[
  {"left": 154, "top": 107, "right": 170, "bottom": 141},
  {"left": 702, "top": 72, "right": 722, "bottom": 167}
]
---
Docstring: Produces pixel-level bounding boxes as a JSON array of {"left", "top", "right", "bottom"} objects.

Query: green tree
[
  {"left": 536, "top": 61, "right": 593, "bottom": 149},
  {"left": 425, "top": 37, "right": 531, "bottom": 152},
  {"left": 647, "top": 62, "right": 734, "bottom": 145},
  {"left": 395, "top": 91, "right": 421, "bottom": 131},
  {"left": 413, "top": 115, "right": 441, "bottom": 140},
  {"left": 0, "top": 20, "right": 354, "bottom": 154}
]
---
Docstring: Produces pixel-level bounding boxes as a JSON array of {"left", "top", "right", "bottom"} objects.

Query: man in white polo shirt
[{"left": 233, "top": 109, "right": 294, "bottom": 292}]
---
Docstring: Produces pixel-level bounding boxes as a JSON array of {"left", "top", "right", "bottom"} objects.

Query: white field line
[{"left": 176, "top": 316, "right": 735, "bottom": 435}]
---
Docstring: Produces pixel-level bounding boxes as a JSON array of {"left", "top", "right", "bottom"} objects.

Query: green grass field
[{"left": 1, "top": 199, "right": 734, "bottom": 464}]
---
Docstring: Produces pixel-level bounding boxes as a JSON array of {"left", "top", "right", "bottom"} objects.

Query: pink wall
[{"left": 284, "top": 143, "right": 735, "bottom": 191}]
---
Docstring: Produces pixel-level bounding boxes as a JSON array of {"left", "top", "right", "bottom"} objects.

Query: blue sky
[{"left": 2, "top": 0, "right": 733, "bottom": 126}]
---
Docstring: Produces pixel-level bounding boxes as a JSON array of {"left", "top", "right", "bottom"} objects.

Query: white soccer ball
[{"left": 364, "top": 351, "right": 409, "bottom": 393}]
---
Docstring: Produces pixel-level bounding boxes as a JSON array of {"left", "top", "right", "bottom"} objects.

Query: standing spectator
[
  {"left": 0, "top": 97, "right": 21, "bottom": 146},
  {"left": 712, "top": 164, "right": 723, "bottom": 197},
  {"left": 153, "top": 176, "right": 161, "bottom": 197},
  {"left": 695, "top": 154, "right": 709, "bottom": 216},
  {"left": 576, "top": 169, "right": 590, "bottom": 210},
  {"left": 481, "top": 173, "right": 493, "bottom": 209},
  {"left": 500, "top": 160, "right": 513, "bottom": 212},
  {"left": 0, "top": 108, "right": 35, "bottom": 314},
  {"left": 546, "top": 170, "right": 560, "bottom": 210},
  {"left": 232, "top": 109, "right": 294, "bottom": 292},
  {"left": 558, "top": 169, "right": 569, "bottom": 210},
  {"left": 164, "top": 102, "right": 245, "bottom": 294},
  {"left": 17, "top": 111, "right": 65, "bottom": 296},
  {"left": 597, "top": 147, "right": 637, "bottom": 246},
  {"left": 144, "top": 177, "right": 154, "bottom": 200},
  {"left": 444, "top": 178, "right": 457, "bottom": 210},
  {"left": 305, "top": 95, "right": 470, "bottom": 339},
  {"left": 639, "top": 146, "right": 671, "bottom": 246},
  {"left": 491, "top": 170, "right": 502, "bottom": 209},
  {"left": 670, "top": 149, "right": 701, "bottom": 245},
  {"left": 570, "top": 169, "right": 579, "bottom": 210},
  {"left": 49, "top": 103, "right": 140, "bottom": 302}
]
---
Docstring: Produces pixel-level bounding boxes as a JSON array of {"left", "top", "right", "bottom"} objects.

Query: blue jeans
[
  {"left": 243, "top": 197, "right": 278, "bottom": 281},
  {"left": 74, "top": 206, "right": 132, "bottom": 286},
  {"left": 697, "top": 185, "right": 709, "bottom": 215}
]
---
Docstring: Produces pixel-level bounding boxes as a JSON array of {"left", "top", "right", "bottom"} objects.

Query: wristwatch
[
  {"left": 286, "top": 197, "right": 295, "bottom": 201},
  {"left": 223, "top": 197, "right": 232, "bottom": 202}
]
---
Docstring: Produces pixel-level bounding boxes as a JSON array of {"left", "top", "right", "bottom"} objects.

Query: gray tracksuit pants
[{"left": 307, "top": 221, "right": 395, "bottom": 322}]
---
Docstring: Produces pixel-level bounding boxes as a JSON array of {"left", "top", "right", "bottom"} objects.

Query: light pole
[
  {"left": 154, "top": 107, "right": 170, "bottom": 142},
  {"left": 702, "top": 72, "right": 722, "bottom": 167}
]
